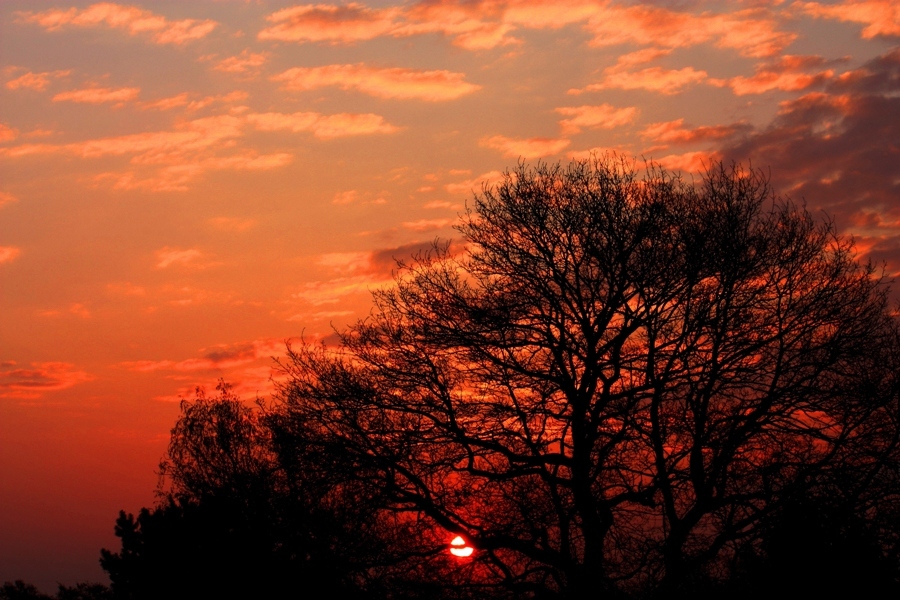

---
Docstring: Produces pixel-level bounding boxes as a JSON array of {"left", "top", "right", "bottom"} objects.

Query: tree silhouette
[{"left": 275, "top": 156, "right": 900, "bottom": 598}]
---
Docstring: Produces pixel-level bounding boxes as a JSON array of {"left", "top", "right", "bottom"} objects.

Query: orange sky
[{"left": 1, "top": 0, "right": 899, "bottom": 591}]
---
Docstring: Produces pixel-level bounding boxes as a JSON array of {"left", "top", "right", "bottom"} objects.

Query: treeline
[{"left": 8, "top": 157, "right": 900, "bottom": 599}]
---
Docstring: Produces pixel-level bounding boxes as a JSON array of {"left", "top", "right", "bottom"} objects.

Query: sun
[{"left": 449, "top": 535, "right": 474, "bottom": 558}]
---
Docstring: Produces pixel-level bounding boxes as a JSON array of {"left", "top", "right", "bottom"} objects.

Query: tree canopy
[{"left": 100, "top": 156, "right": 900, "bottom": 599}]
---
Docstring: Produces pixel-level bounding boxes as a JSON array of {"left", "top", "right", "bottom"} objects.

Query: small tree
[{"left": 276, "top": 156, "right": 900, "bottom": 598}]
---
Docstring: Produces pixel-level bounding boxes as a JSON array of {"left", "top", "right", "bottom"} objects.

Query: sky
[{"left": 1, "top": 0, "right": 898, "bottom": 591}]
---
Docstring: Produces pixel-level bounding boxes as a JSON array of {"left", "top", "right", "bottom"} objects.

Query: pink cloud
[
  {"left": 5, "top": 69, "right": 71, "bottom": 91},
  {"left": 258, "top": 3, "right": 401, "bottom": 43},
  {"left": 555, "top": 104, "right": 639, "bottom": 134},
  {"left": 0, "top": 246, "right": 21, "bottom": 264},
  {"left": 213, "top": 49, "right": 270, "bottom": 74},
  {"left": 0, "top": 361, "right": 93, "bottom": 399},
  {"left": 272, "top": 64, "right": 481, "bottom": 101},
  {"left": 19, "top": 3, "right": 217, "bottom": 45},
  {"left": 480, "top": 134, "right": 570, "bottom": 158},
  {"left": 576, "top": 65, "right": 708, "bottom": 95},
  {"left": 795, "top": 1, "right": 900, "bottom": 39},
  {"left": 712, "top": 55, "right": 835, "bottom": 95},
  {"left": 641, "top": 119, "right": 751, "bottom": 145},
  {"left": 247, "top": 110, "right": 399, "bottom": 138},
  {"left": 52, "top": 86, "right": 140, "bottom": 104}
]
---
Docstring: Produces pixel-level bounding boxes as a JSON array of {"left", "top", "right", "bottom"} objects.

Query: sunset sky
[{"left": 1, "top": 0, "right": 899, "bottom": 590}]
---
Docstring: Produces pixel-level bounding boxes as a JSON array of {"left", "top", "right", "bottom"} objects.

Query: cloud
[
  {"left": 259, "top": 3, "right": 402, "bottom": 43},
  {"left": 0, "top": 124, "right": 17, "bottom": 143},
  {"left": 555, "top": 104, "right": 639, "bottom": 134},
  {"left": 121, "top": 338, "right": 284, "bottom": 373},
  {"left": 0, "top": 361, "right": 93, "bottom": 399},
  {"left": 0, "top": 114, "right": 292, "bottom": 191},
  {"left": 641, "top": 119, "right": 752, "bottom": 146},
  {"left": 5, "top": 69, "right": 71, "bottom": 91},
  {"left": 0, "top": 246, "right": 21, "bottom": 264},
  {"left": 139, "top": 90, "right": 248, "bottom": 112},
  {"left": 711, "top": 55, "right": 836, "bottom": 95},
  {"left": 584, "top": 4, "right": 795, "bottom": 58},
  {"left": 18, "top": 3, "right": 217, "bottom": 45},
  {"left": 445, "top": 170, "right": 505, "bottom": 194},
  {"left": 247, "top": 110, "right": 399, "bottom": 138},
  {"left": 720, "top": 47, "right": 900, "bottom": 269},
  {"left": 795, "top": 1, "right": 900, "bottom": 39},
  {"left": 0, "top": 192, "right": 18, "bottom": 207},
  {"left": 257, "top": 1, "right": 794, "bottom": 55},
  {"left": 480, "top": 135, "right": 570, "bottom": 158},
  {"left": 653, "top": 151, "right": 721, "bottom": 173},
  {"left": 272, "top": 64, "right": 481, "bottom": 101},
  {"left": 155, "top": 247, "right": 204, "bottom": 268},
  {"left": 576, "top": 66, "right": 708, "bottom": 95},
  {"left": 52, "top": 86, "right": 140, "bottom": 104},
  {"left": 213, "top": 49, "right": 270, "bottom": 74},
  {"left": 402, "top": 218, "right": 453, "bottom": 231}
]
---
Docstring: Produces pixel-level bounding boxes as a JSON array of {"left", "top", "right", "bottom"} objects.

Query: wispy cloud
[
  {"left": 711, "top": 55, "right": 836, "bottom": 95},
  {"left": 5, "top": 69, "right": 71, "bottom": 91},
  {"left": 641, "top": 119, "right": 751, "bottom": 146},
  {"left": 18, "top": 3, "right": 218, "bottom": 45},
  {"left": 155, "top": 247, "right": 205, "bottom": 269},
  {"left": 480, "top": 134, "right": 570, "bottom": 158},
  {"left": 555, "top": 104, "right": 639, "bottom": 134},
  {"left": 795, "top": 1, "right": 900, "bottom": 39},
  {"left": 0, "top": 246, "right": 21, "bottom": 264},
  {"left": 247, "top": 111, "right": 399, "bottom": 138},
  {"left": 212, "top": 49, "right": 270, "bottom": 75},
  {"left": 257, "top": 1, "right": 794, "bottom": 55},
  {"left": 0, "top": 124, "right": 17, "bottom": 143},
  {"left": 0, "top": 361, "right": 93, "bottom": 399},
  {"left": 53, "top": 86, "right": 140, "bottom": 104},
  {"left": 272, "top": 64, "right": 480, "bottom": 101}
]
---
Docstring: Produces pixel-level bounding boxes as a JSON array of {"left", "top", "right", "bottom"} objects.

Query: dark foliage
[{"left": 0, "top": 582, "right": 112, "bottom": 600}]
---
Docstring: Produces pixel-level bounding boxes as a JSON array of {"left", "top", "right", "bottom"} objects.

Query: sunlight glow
[{"left": 449, "top": 535, "right": 474, "bottom": 558}]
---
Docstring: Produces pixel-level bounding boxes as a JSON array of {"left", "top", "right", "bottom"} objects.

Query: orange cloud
[
  {"left": 213, "top": 49, "right": 270, "bottom": 74},
  {"left": 654, "top": 151, "right": 721, "bottom": 173},
  {"left": 257, "top": 1, "right": 794, "bottom": 55},
  {"left": 0, "top": 124, "right": 18, "bottom": 143},
  {"left": 555, "top": 104, "right": 639, "bottom": 134},
  {"left": 52, "top": 86, "right": 140, "bottom": 104},
  {"left": 247, "top": 111, "right": 399, "bottom": 138},
  {"left": 0, "top": 361, "right": 93, "bottom": 399},
  {"left": 0, "top": 192, "right": 18, "bottom": 207},
  {"left": 584, "top": 5, "right": 794, "bottom": 58},
  {"left": 5, "top": 69, "right": 71, "bottom": 91},
  {"left": 795, "top": 1, "right": 900, "bottom": 39},
  {"left": 577, "top": 64, "right": 707, "bottom": 95},
  {"left": 480, "top": 134, "right": 570, "bottom": 158},
  {"left": 402, "top": 218, "right": 453, "bottom": 231},
  {"left": 19, "top": 3, "right": 217, "bottom": 45},
  {"left": 272, "top": 64, "right": 481, "bottom": 101},
  {"left": 0, "top": 246, "right": 21, "bottom": 264},
  {"left": 640, "top": 119, "right": 751, "bottom": 145},
  {"left": 121, "top": 338, "right": 285, "bottom": 373},
  {"left": 712, "top": 55, "right": 835, "bottom": 95},
  {"left": 445, "top": 170, "right": 505, "bottom": 194},
  {"left": 139, "top": 90, "right": 248, "bottom": 112}
]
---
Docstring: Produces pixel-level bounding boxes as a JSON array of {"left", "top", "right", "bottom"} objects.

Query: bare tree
[{"left": 276, "top": 156, "right": 900, "bottom": 599}]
